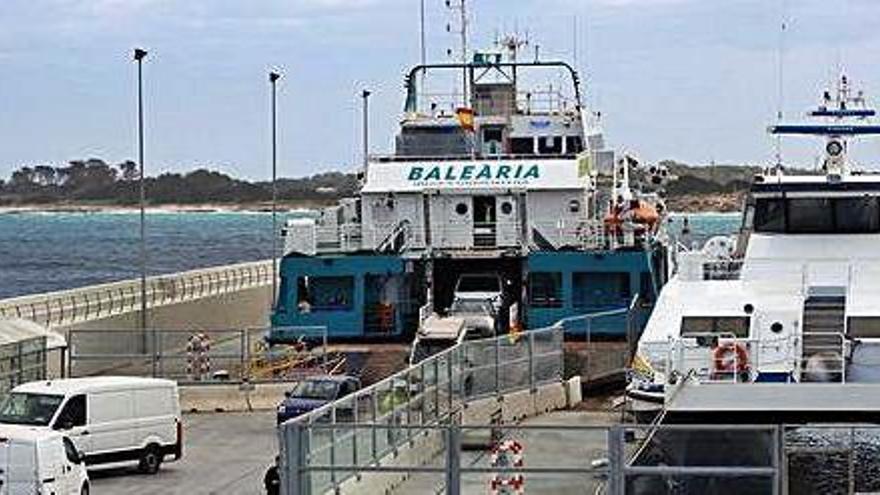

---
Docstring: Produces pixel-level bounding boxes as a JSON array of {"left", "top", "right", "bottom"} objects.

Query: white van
[
  {"left": 0, "top": 377, "right": 182, "bottom": 475},
  {"left": 0, "top": 425, "right": 89, "bottom": 495}
]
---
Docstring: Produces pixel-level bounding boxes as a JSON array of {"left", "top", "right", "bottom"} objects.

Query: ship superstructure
[
  {"left": 271, "top": 40, "right": 670, "bottom": 342},
  {"left": 630, "top": 74, "right": 880, "bottom": 423}
]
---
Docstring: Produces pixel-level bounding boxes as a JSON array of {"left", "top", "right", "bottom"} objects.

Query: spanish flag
[{"left": 456, "top": 107, "right": 475, "bottom": 132}]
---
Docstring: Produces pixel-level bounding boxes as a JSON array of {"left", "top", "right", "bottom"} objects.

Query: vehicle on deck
[
  {"left": 0, "top": 426, "right": 88, "bottom": 495},
  {"left": 453, "top": 273, "right": 505, "bottom": 313},
  {"left": 0, "top": 377, "right": 182, "bottom": 475},
  {"left": 276, "top": 375, "right": 361, "bottom": 424}
]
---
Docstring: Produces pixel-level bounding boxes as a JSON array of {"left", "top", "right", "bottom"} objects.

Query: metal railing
[
  {"left": 0, "top": 260, "right": 274, "bottom": 328},
  {"left": 280, "top": 421, "right": 880, "bottom": 494},
  {"left": 640, "top": 330, "right": 854, "bottom": 386},
  {"left": 298, "top": 218, "right": 663, "bottom": 256},
  {"left": 278, "top": 325, "right": 565, "bottom": 495},
  {"left": 68, "top": 326, "right": 335, "bottom": 384}
]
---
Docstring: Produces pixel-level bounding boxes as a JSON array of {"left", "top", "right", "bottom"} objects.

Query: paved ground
[
  {"left": 90, "top": 411, "right": 277, "bottom": 495},
  {"left": 397, "top": 410, "right": 619, "bottom": 495}
]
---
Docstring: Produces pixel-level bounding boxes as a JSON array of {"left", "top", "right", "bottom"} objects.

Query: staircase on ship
[{"left": 801, "top": 291, "right": 846, "bottom": 382}]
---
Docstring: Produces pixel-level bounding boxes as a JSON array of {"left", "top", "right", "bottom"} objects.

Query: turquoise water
[{"left": 0, "top": 211, "right": 740, "bottom": 299}]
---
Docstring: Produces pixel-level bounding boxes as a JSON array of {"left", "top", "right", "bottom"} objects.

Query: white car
[
  {"left": 0, "top": 425, "right": 89, "bottom": 495},
  {"left": 0, "top": 377, "right": 182, "bottom": 475},
  {"left": 453, "top": 273, "right": 504, "bottom": 311}
]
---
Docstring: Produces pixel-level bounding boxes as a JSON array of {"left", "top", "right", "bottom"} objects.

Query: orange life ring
[{"left": 713, "top": 342, "right": 749, "bottom": 373}]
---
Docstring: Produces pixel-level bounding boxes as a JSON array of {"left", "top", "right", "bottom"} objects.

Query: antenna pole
[
  {"left": 420, "top": 0, "right": 427, "bottom": 95},
  {"left": 774, "top": 0, "right": 788, "bottom": 169},
  {"left": 461, "top": 0, "right": 468, "bottom": 106}
]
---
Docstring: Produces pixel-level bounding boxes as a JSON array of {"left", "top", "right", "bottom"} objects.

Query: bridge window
[
  {"left": 565, "top": 136, "right": 584, "bottom": 154},
  {"left": 753, "top": 196, "right": 880, "bottom": 234},
  {"left": 528, "top": 272, "right": 562, "bottom": 308},
  {"left": 510, "top": 137, "right": 533, "bottom": 155},
  {"left": 572, "top": 272, "right": 630, "bottom": 308},
  {"left": 297, "top": 276, "right": 354, "bottom": 312},
  {"left": 537, "top": 136, "right": 563, "bottom": 155},
  {"left": 680, "top": 316, "right": 750, "bottom": 338}
]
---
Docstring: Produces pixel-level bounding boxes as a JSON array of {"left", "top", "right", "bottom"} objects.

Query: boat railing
[
  {"left": 301, "top": 217, "right": 660, "bottom": 256},
  {"left": 652, "top": 330, "right": 852, "bottom": 385},
  {"left": 406, "top": 87, "right": 579, "bottom": 118}
]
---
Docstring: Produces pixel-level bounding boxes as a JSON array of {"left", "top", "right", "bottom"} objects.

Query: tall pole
[
  {"left": 419, "top": 0, "right": 427, "bottom": 97},
  {"left": 270, "top": 72, "right": 281, "bottom": 305},
  {"left": 362, "top": 90, "right": 371, "bottom": 173},
  {"left": 133, "top": 47, "right": 151, "bottom": 374}
]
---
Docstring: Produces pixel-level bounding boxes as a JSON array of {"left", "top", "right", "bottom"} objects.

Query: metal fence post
[
  {"left": 528, "top": 330, "right": 535, "bottom": 391},
  {"left": 445, "top": 424, "right": 461, "bottom": 495},
  {"left": 494, "top": 333, "right": 501, "bottom": 395},
  {"left": 607, "top": 425, "right": 624, "bottom": 495},
  {"left": 279, "top": 422, "right": 311, "bottom": 495}
]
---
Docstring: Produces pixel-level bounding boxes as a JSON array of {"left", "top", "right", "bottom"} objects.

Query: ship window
[
  {"left": 565, "top": 136, "right": 584, "bottom": 154},
  {"left": 753, "top": 196, "right": 880, "bottom": 234},
  {"left": 787, "top": 198, "right": 834, "bottom": 233},
  {"left": 528, "top": 272, "right": 563, "bottom": 308},
  {"left": 835, "top": 197, "right": 880, "bottom": 232},
  {"left": 455, "top": 203, "right": 469, "bottom": 216},
  {"left": 680, "top": 316, "right": 750, "bottom": 338},
  {"left": 569, "top": 200, "right": 581, "bottom": 213},
  {"left": 510, "top": 137, "right": 533, "bottom": 155},
  {"left": 572, "top": 272, "right": 630, "bottom": 308},
  {"left": 500, "top": 202, "right": 513, "bottom": 215},
  {"left": 847, "top": 317, "right": 880, "bottom": 338},
  {"left": 537, "top": 136, "right": 563, "bottom": 155},
  {"left": 297, "top": 276, "right": 354, "bottom": 312},
  {"left": 753, "top": 198, "right": 785, "bottom": 232}
]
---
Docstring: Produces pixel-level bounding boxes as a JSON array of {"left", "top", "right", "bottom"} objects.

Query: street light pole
[
  {"left": 133, "top": 47, "right": 152, "bottom": 375},
  {"left": 270, "top": 71, "right": 281, "bottom": 305},
  {"left": 361, "top": 89, "right": 371, "bottom": 174}
]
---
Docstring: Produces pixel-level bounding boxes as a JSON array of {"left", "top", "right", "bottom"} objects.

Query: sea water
[{"left": 0, "top": 211, "right": 740, "bottom": 299}]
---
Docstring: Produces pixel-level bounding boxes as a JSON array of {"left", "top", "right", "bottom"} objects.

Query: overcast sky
[{"left": 2, "top": 0, "right": 879, "bottom": 180}]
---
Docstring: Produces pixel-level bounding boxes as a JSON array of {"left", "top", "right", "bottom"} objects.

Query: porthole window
[
  {"left": 569, "top": 200, "right": 581, "bottom": 213},
  {"left": 501, "top": 202, "right": 513, "bottom": 215},
  {"left": 770, "top": 322, "right": 783, "bottom": 334},
  {"left": 455, "top": 203, "right": 468, "bottom": 216}
]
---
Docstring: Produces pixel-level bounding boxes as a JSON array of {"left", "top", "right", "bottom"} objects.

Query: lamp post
[
  {"left": 361, "top": 89, "right": 371, "bottom": 173},
  {"left": 269, "top": 71, "right": 281, "bottom": 304},
  {"left": 133, "top": 48, "right": 153, "bottom": 375}
]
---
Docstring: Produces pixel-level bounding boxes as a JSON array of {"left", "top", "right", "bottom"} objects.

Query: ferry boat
[
  {"left": 269, "top": 40, "right": 671, "bottom": 343},
  {"left": 629, "top": 74, "right": 880, "bottom": 424}
]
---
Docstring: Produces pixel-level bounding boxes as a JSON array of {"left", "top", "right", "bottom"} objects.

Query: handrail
[{"left": 0, "top": 259, "right": 274, "bottom": 328}]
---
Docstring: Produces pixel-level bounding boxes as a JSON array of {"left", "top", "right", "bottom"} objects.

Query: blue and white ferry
[{"left": 270, "top": 42, "right": 671, "bottom": 342}]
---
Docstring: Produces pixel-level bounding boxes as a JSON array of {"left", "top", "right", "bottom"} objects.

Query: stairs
[{"left": 801, "top": 295, "right": 845, "bottom": 381}]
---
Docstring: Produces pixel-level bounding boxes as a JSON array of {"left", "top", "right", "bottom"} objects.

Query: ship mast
[{"left": 446, "top": 0, "right": 469, "bottom": 106}]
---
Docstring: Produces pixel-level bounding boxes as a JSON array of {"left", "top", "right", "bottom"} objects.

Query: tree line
[{"left": 0, "top": 159, "right": 360, "bottom": 205}]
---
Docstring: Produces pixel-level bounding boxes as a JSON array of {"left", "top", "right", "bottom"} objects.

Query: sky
[{"left": 2, "top": 0, "right": 880, "bottom": 180}]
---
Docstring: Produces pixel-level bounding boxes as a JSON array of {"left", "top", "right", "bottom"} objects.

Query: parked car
[
  {"left": 0, "top": 425, "right": 89, "bottom": 495},
  {"left": 276, "top": 375, "right": 360, "bottom": 424},
  {"left": 0, "top": 377, "right": 182, "bottom": 475}
]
